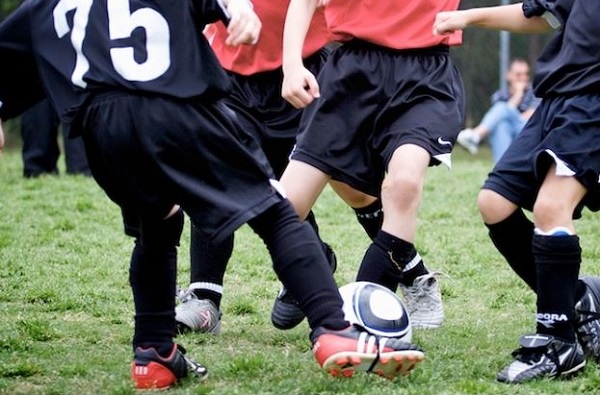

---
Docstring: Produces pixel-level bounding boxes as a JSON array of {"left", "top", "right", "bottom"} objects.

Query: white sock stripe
[
  {"left": 403, "top": 253, "right": 422, "bottom": 272},
  {"left": 189, "top": 282, "right": 223, "bottom": 294},
  {"left": 534, "top": 226, "right": 574, "bottom": 236},
  {"left": 356, "top": 208, "right": 383, "bottom": 219}
]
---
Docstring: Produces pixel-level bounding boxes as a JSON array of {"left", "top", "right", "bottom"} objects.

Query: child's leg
[
  {"left": 130, "top": 208, "right": 184, "bottom": 355},
  {"left": 532, "top": 166, "right": 587, "bottom": 341},
  {"left": 187, "top": 224, "right": 232, "bottom": 308},
  {"left": 356, "top": 145, "right": 431, "bottom": 290},
  {"left": 174, "top": 224, "right": 231, "bottom": 334},
  {"left": 248, "top": 200, "right": 347, "bottom": 330},
  {"left": 329, "top": 180, "right": 383, "bottom": 240},
  {"left": 495, "top": 167, "right": 588, "bottom": 384},
  {"left": 249, "top": 200, "right": 426, "bottom": 380}
]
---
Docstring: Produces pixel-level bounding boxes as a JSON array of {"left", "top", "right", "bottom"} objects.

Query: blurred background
[
  {"left": 454, "top": 0, "right": 551, "bottom": 126},
  {"left": 0, "top": 0, "right": 552, "bottom": 150}
]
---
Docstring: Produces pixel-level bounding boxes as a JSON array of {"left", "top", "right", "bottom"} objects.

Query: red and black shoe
[
  {"left": 311, "top": 325, "right": 424, "bottom": 380},
  {"left": 131, "top": 343, "right": 207, "bottom": 389}
]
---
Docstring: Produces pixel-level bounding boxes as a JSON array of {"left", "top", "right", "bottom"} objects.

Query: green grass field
[{"left": 1, "top": 147, "right": 600, "bottom": 395}]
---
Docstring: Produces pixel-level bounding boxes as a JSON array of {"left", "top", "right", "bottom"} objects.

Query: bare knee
[
  {"left": 532, "top": 195, "right": 571, "bottom": 230},
  {"left": 477, "top": 189, "right": 516, "bottom": 224},
  {"left": 381, "top": 172, "right": 422, "bottom": 208}
]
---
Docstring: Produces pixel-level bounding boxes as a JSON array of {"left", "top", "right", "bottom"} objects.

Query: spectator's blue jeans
[{"left": 479, "top": 102, "right": 526, "bottom": 163}]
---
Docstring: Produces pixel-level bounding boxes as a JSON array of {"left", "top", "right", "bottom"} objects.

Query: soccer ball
[{"left": 338, "top": 281, "right": 412, "bottom": 341}]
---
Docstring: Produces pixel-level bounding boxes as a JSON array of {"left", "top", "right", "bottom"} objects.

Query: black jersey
[
  {"left": 0, "top": 0, "right": 231, "bottom": 122},
  {"left": 523, "top": 0, "right": 600, "bottom": 97}
]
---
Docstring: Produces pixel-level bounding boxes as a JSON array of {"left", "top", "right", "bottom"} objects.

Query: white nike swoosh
[{"left": 437, "top": 137, "right": 452, "bottom": 146}]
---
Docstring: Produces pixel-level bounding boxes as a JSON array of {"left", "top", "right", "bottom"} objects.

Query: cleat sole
[{"left": 320, "top": 350, "right": 424, "bottom": 380}]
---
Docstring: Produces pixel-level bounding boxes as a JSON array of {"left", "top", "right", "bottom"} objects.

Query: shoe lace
[
  {"left": 512, "top": 342, "right": 571, "bottom": 374},
  {"left": 512, "top": 346, "right": 545, "bottom": 365},
  {"left": 176, "top": 344, "right": 208, "bottom": 378},
  {"left": 177, "top": 287, "right": 197, "bottom": 304},
  {"left": 575, "top": 307, "right": 600, "bottom": 349},
  {"left": 575, "top": 308, "right": 600, "bottom": 327},
  {"left": 402, "top": 272, "right": 446, "bottom": 309}
]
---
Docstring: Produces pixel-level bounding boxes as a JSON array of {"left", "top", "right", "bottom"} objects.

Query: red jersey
[
  {"left": 325, "top": 0, "right": 462, "bottom": 50},
  {"left": 207, "top": 1, "right": 331, "bottom": 75}
]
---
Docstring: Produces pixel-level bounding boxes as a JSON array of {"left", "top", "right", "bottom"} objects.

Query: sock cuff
[
  {"left": 534, "top": 226, "right": 574, "bottom": 236},
  {"left": 374, "top": 230, "right": 418, "bottom": 269},
  {"left": 485, "top": 209, "right": 533, "bottom": 233},
  {"left": 532, "top": 233, "right": 581, "bottom": 265},
  {"left": 403, "top": 252, "right": 422, "bottom": 272},
  {"left": 189, "top": 282, "right": 223, "bottom": 294},
  {"left": 374, "top": 230, "right": 412, "bottom": 251},
  {"left": 353, "top": 199, "right": 383, "bottom": 217}
]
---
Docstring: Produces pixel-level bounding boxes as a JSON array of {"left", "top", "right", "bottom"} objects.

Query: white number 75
[{"left": 53, "top": 0, "right": 171, "bottom": 88}]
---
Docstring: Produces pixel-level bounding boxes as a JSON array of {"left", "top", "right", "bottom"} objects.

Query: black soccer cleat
[
  {"left": 271, "top": 243, "right": 337, "bottom": 330},
  {"left": 496, "top": 334, "right": 585, "bottom": 384},
  {"left": 575, "top": 276, "right": 600, "bottom": 363}
]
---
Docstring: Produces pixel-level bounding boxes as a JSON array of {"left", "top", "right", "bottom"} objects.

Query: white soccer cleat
[
  {"left": 399, "top": 272, "right": 444, "bottom": 329},
  {"left": 175, "top": 291, "right": 222, "bottom": 334}
]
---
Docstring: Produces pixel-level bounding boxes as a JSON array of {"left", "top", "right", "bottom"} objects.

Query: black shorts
[
  {"left": 226, "top": 47, "right": 330, "bottom": 177},
  {"left": 79, "top": 91, "right": 282, "bottom": 243},
  {"left": 290, "top": 40, "right": 465, "bottom": 197},
  {"left": 483, "top": 93, "right": 600, "bottom": 214}
]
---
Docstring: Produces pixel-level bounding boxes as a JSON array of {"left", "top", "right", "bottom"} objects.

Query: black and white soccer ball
[{"left": 339, "top": 281, "right": 412, "bottom": 341}]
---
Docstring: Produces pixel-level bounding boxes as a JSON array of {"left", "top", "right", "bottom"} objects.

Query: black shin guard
[
  {"left": 130, "top": 210, "right": 183, "bottom": 356},
  {"left": 355, "top": 230, "right": 423, "bottom": 291},
  {"left": 353, "top": 199, "right": 383, "bottom": 240},
  {"left": 305, "top": 210, "right": 320, "bottom": 236},
  {"left": 249, "top": 201, "right": 347, "bottom": 331},
  {"left": 306, "top": 210, "right": 336, "bottom": 270},
  {"left": 486, "top": 209, "right": 536, "bottom": 291},
  {"left": 189, "top": 222, "right": 232, "bottom": 308},
  {"left": 130, "top": 243, "right": 178, "bottom": 356},
  {"left": 533, "top": 234, "right": 581, "bottom": 341}
]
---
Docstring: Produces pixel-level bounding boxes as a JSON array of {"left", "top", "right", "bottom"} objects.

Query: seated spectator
[{"left": 457, "top": 58, "right": 540, "bottom": 163}]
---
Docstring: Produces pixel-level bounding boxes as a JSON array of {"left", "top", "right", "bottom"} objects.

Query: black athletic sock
[
  {"left": 533, "top": 233, "right": 581, "bottom": 342},
  {"left": 189, "top": 222, "right": 233, "bottom": 309},
  {"left": 353, "top": 199, "right": 383, "bottom": 240},
  {"left": 399, "top": 259, "right": 428, "bottom": 286},
  {"left": 306, "top": 210, "right": 337, "bottom": 270},
  {"left": 130, "top": 243, "right": 177, "bottom": 357},
  {"left": 355, "top": 230, "right": 427, "bottom": 291},
  {"left": 380, "top": 234, "right": 428, "bottom": 287},
  {"left": 486, "top": 209, "right": 536, "bottom": 291},
  {"left": 305, "top": 210, "right": 320, "bottom": 236},
  {"left": 248, "top": 201, "right": 347, "bottom": 331},
  {"left": 130, "top": 211, "right": 183, "bottom": 358},
  {"left": 191, "top": 289, "right": 222, "bottom": 308}
]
